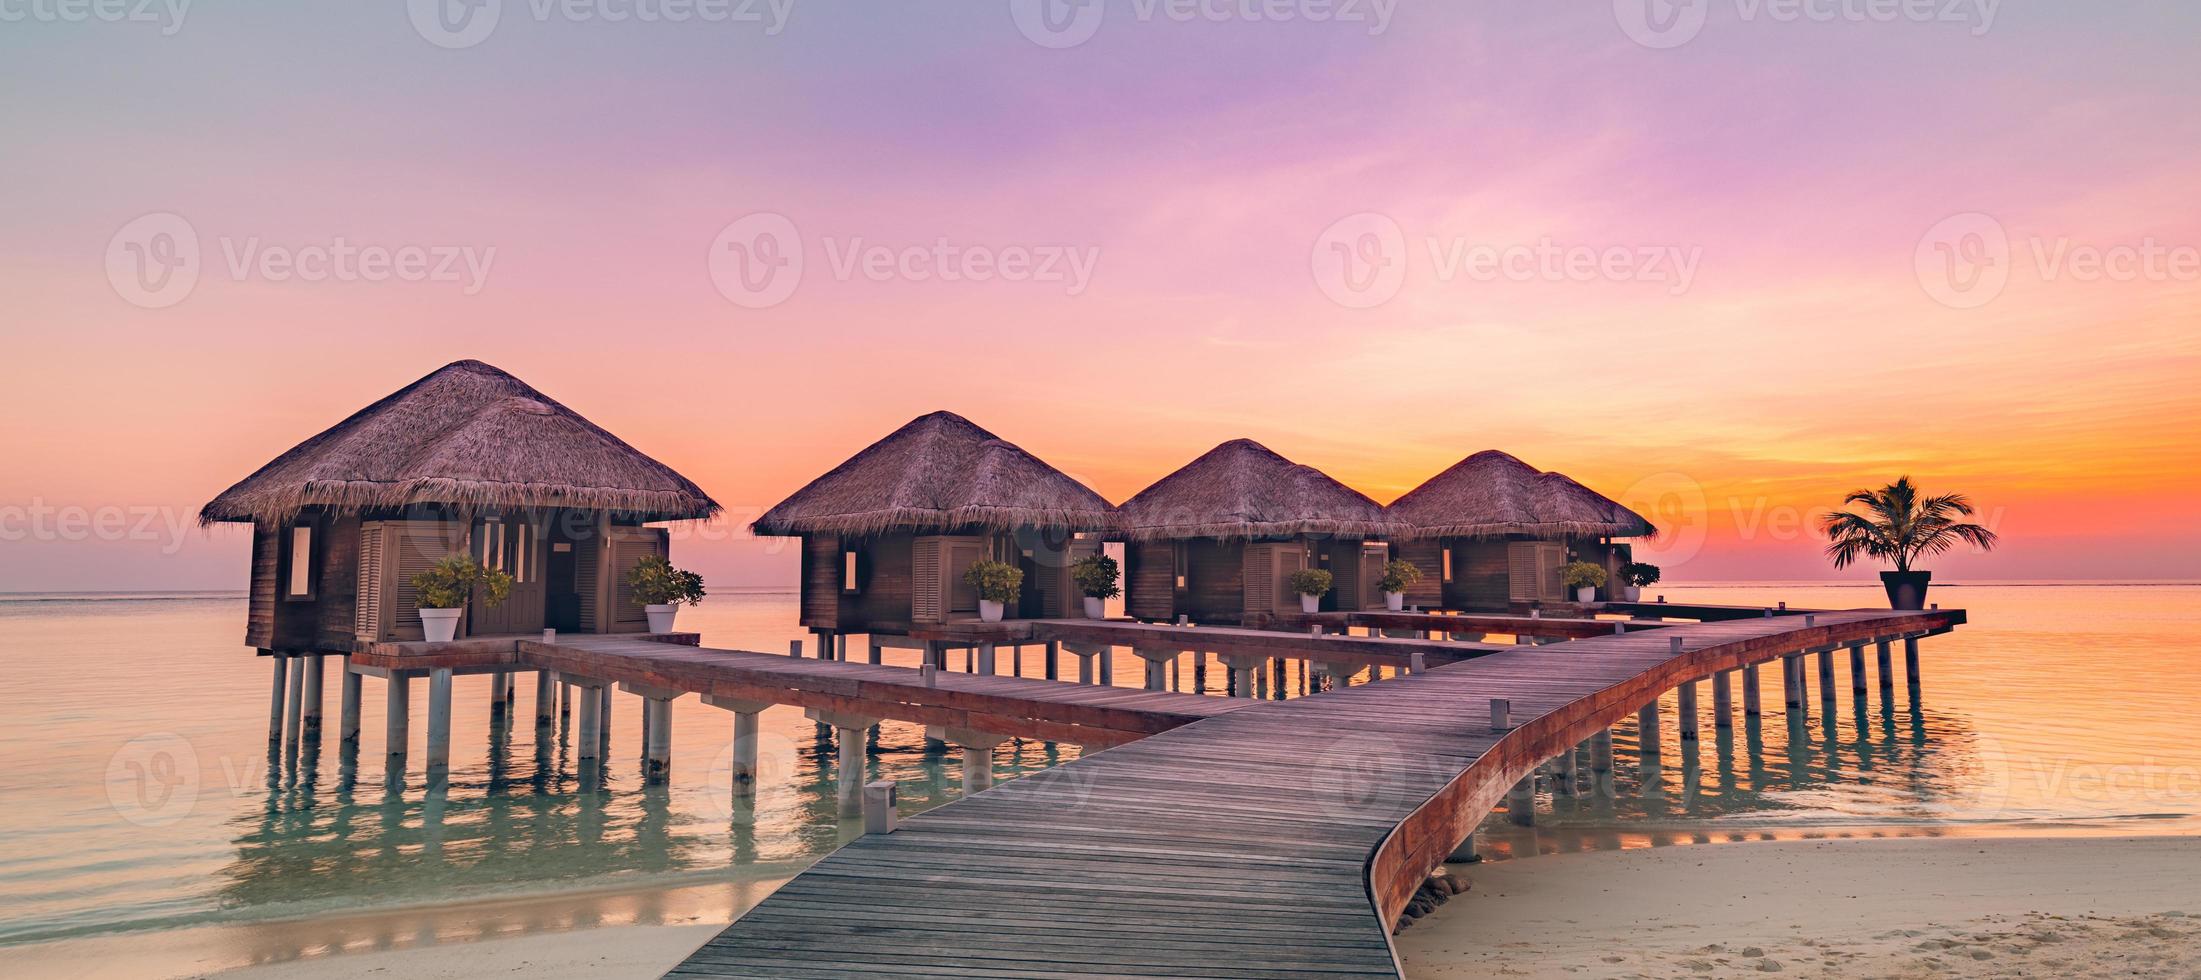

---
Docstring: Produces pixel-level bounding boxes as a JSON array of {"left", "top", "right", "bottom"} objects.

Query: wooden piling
[
  {"left": 1905, "top": 636, "right": 1922, "bottom": 686},
  {"left": 425, "top": 668, "right": 453, "bottom": 772},
  {"left": 301, "top": 656, "right": 325, "bottom": 737},
  {"left": 284, "top": 656, "right": 306, "bottom": 748},
  {"left": 1638, "top": 701, "right": 1661, "bottom": 756},
  {"left": 1677, "top": 682, "right": 1699, "bottom": 740},
  {"left": 576, "top": 685, "right": 602, "bottom": 760},
  {"left": 1712, "top": 670, "right": 1733, "bottom": 728},
  {"left": 1743, "top": 663, "right": 1761, "bottom": 716},
  {"left": 1876, "top": 639, "right": 1894, "bottom": 693},
  {"left": 644, "top": 697, "right": 672, "bottom": 784},
  {"left": 339, "top": 665, "right": 362, "bottom": 743},
  {"left": 384, "top": 673, "right": 410, "bottom": 760},
  {"left": 1849, "top": 643, "right": 1867, "bottom": 695},
  {"left": 267, "top": 655, "right": 288, "bottom": 744},
  {"left": 1506, "top": 776, "right": 1535, "bottom": 826}
]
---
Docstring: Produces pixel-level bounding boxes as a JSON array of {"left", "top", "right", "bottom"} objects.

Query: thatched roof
[
  {"left": 200, "top": 360, "right": 720, "bottom": 525},
  {"left": 1116, "top": 439, "right": 1402, "bottom": 541},
  {"left": 751, "top": 411, "right": 1113, "bottom": 537},
  {"left": 1387, "top": 450, "right": 1654, "bottom": 540}
]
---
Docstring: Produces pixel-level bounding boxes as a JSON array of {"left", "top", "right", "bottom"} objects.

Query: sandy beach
[{"left": 1398, "top": 835, "right": 2201, "bottom": 978}]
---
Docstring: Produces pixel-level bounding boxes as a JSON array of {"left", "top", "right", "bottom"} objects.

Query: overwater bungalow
[
  {"left": 200, "top": 360, "right": 720, "bottom": 654},
  {"left": 1117, "top": 440, "right": 1404, "bottom": 626},
  {"left": 750, "top": 411, "right": 1114, "bottom": 652},
  {"left": 1385, "top": 450, "right": 1653, "bottom": 609}
]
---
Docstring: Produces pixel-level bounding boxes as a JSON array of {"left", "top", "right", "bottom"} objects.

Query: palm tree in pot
[{"left": 1818, "top": 476, "right": 1999, "bottom": 609}]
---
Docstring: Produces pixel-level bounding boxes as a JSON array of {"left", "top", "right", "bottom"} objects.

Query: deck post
[
  {"left": 805, "top": 709, "right": 883, "bottom": 817},
  {"left": 704, "top": 696, "right": 774, "bottom": 792},
  {"left": 643, "top": 697, "right": 672, "bottom": 784},
  {"left": 1556, "top": 745, "right": 1580, "bottom": 795},
  {"left": 535, "top": 670, "right": 556, "bottom": 726},
  {"left": 1044, "top": 640, "right": 1059, "bottom": 680},
  {"left": 284, "top": 656, "right": 307, "bottom": 748},
  {"left": 266, "top": 655, "right": 288, "bottom": 744},
  {"left": 1816, "top": 647, "right": 1836, "bottom": 704},
  {"left": 1506, "top": 775, "right": 1536, "bottom": 826},
  {"left": 1904, "top": 636, "right": 1922, "bottom": 686},
  {"left": 1850, "top": 643, "right": 1868, "bottom": 694},
  {"left": 300, "top": 655, "right": 325, "bottom": 738},
  {"left": 1448, "top": 830, "right": 1477, "bottom": 863},
  {"left": 1490, "top": 698, "right": 1512, "bottom": 731},
  {"left": 976, "top": 642, "right": 997, "bottom": 676},
  {"left": 385, "top": 673, "right": 411, "bottom": 760},
  {"left": 1742, "top": 663, "right": 1762, "bottom": 716},
  {"left": 1712, "top": 670, "right": 1734, "bottom": 728},
  {"left": 1221, "top": 654, "right": 1261, "bottom": 699},
  {"left": 1099, "top": 648, "right": 1115, "bottom": 686},
  {"left": 947, "top": 728, "right": 1011, "bottom": 794},
  {"left": 1677, "top": 681, "right": 1699, "bottom": 740},
  {"left": 1876, "top": 639, "right": 1894, "bottom": 694},
  {"left": 339, "top": 664, "right": 362, "bottom": 743},
  {"left": 1591, "top": 729, "right": 1614, "bottom": 774},
  {"left": 425, "top": 667, "right": 454, "bottom": 773},
  {"left": 559, "top": 679, "right": 571, "bottom": 719},
  {"left": 1637, "top": 701, "right": 1661, "bottom": 755},
  {"left": 1781, "top": 655, "right": 1803, "bottom": 708},
  {"left": 599, "top": 689, "right": 612, "bottom": 754},
  {"left": 1133, "top": 649, "right": 1173, "bottom": 691},
  {"left": 575, "top": 684, "right": 603, "bottom": 760},
  {"left": 490, "top": 670, "right": 509, "bottom": 719},
  {"left": 866, "top": 636, "right": 882, "bottom": 665}
]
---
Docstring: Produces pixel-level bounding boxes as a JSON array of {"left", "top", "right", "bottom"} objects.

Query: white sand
[
  {"left": 1396, "top": 835, "right": 2201, "bottom": 978},
  {"left": 22, "top": 836, "right": 2192, "bottom": 978}
]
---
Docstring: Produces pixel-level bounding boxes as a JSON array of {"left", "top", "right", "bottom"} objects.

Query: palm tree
[{"left": 1819, "top": 477, "right": 2000, "bottom": 572}]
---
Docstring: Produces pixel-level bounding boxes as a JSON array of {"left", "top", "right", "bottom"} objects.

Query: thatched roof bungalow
[
  {"left": 752, "top": 411, "right": 1113, "bottom": 638},
  {"left": 204, "top": 359, "right": 718, "bottom": 652},
  {"left": 1387, "top": 450, "right": 1653, "bottom": 609},
  {"left": 1116, "top": 440, "right": 1405, "bottom": 625}
]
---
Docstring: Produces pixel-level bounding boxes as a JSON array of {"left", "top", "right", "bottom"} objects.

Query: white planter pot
[
  {"left": 1384, "top": 592, "right": 1405, "bottom": 612},
  {"left": 979, "top": 599, "right": 1005, "bottom": 623},
  {"left": 645, "top": 603, "right": 678, "bottom": 634},
  {"left": 1622, "top": 585, "right": 1642, "bottom": 602},
  {"left": 419, "top": 607, "right": 463, "bottom": 643},
  {"left": 1299, "top": 594, "right": 1321, "bottom": 614},
  {"left": 1575, "top": 586, "right": 1598, "bottom": 604},
  {"left": 1083, "top": 596, "right": 1106, "bottom": 619}
]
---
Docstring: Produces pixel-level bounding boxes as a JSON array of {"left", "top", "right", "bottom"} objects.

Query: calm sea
[{"left": 0, "top": 583, "right": 2195, "bottom": 971}]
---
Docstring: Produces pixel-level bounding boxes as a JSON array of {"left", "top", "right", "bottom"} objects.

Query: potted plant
[
  {"left": 626, "top": 555, "right": 705, "bottom": 633},
  {"left": 1070, "top": 554, "right": 1121, "bottom": 619},
  {"left": 1287, "top": 568, "right": 1334, "bottom": 614},
  {"left": 1819, "top": 476, "right": 1999, "bottom": 609},
  {"left": 1560, "top": 561, "right": 1608, "bottom": 604},
  {"left": 1620, "top": 561, "right": 1661, "bottom": 602},
  {"left": 963, "top": 559, "right": 1024, "bottom": 623},
  {"left": 409, "top": 554, "right": 513, "bottom": 643},
  {"left": 1375, "top": 559, "right": 1423, "bottom": 611}
]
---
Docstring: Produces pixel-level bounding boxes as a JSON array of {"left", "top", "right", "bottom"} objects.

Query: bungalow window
[
  {"left": 1441, "top": 547, "right": 1453, "bottom": 584},
  {"left": 843, "top": 550, "right": 859, "bottom": 592},
  {"left": 283, "top": 523, "right": 315, "bottom": 600}
]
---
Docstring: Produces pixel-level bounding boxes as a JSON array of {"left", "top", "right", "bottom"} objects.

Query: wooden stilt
[
  {"left": 1743, "top": 662, "right": 1762, "bottom": 716},
  {"left": 1677, "top": 682, "right": 1699, "bottom": 740},
  {"left": 536, "top": 670, "right": 556, "bottom": 725},
  {"left": 644, "top": 697, "right": 672, "bottom": 783},
  {"left": 301, "top": 655, "right": 325, "bottom": 737},
  {"left": 1638, "top": 701, "right": 1661, "bottom": 755},
  {"left": 1713, "top": 670, "right": 1733, "bottom": 728},
  {"left": 1850, "top": 644, "right": 1868, "bottom": 695},
  {"left": 576, "top": 685, "right": 602, "bottom": 760},
  {"left": 267, "top": 655, "right": 288, "bottom": 744},
  {"left": 284, "top": 656, "right": 306, "bottom": 747},
  {"left": 1876, "top": 639, "right": 1894, "bottom": 693},
  {"left": 1044, "top": 640, "right": 1059, "bottom": 680},
  {"left": 385, "top": 674, "right": 410, "bottom": 760},
  {"left": 425, "top": 668, "right": 454, "bottom": 772},
  {"left": 339, "top": 664, "right": 362, "bottom": 743},
  {"left": 1905, "top": 636, "right": 1921, "bottom": 686},
  {"left": 1506, "top": 776, "right": 1535, "bottom": 826}
]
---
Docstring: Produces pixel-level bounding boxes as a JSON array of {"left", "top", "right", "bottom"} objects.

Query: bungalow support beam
[
  {"left": 1220, "top": 654, "right": 1262, "bottom": 699},
  {"left": 1506, "top": 775, "right": 1535, "bottom": 826},
  {"left": 535, "top": 670, "right": 557, "bottom": 726},
  {"left": 385, "top": 673, "right": 411, "bottom": 761},
  {"left": 1638, "top": 701, "right": 1661, "bottom": 756},
  {"left": 1133, "top": 648, "right": 1175, "bottom": 691},
  {"left": 1850, "top": 644, "right": 1868, "bottom": 695},
  {"left": 266, "top": 655, "right": 288, "bottom": 744},
  {"left": 806, "top": 708, "right": 884, "bottom": 817},
  {"left": 705, "top": 696, "right": 775, "bottom": 793},
  {"left": 946, "top": 728, "right": 1011, "bottom": 794},
  {"left": 425, "top": 667, "right": 454, "bottom": 773},
  {"left": 284, "top": 656, "right": 306, "bottom": 748},
  {"left": 1712, "top": 670, "right": 1734, "bottom": 728},
  {"left": 300, "top": 655, "right": 325, "bottom": 738},
  {"left": 1742, "top": 663, "right": 1762, "bottom": 716},
  {"left": 574, "top": 680, "right": 606, "bottom": 761},
  {"left": 1817, "top": 647, "right": 1837, "bottom": 705},
  {"left": 1905, "top": 636, "right": 1922, "bottom": 687},
  {"left": 490, "top": 670, "right": 510, "bottom": 719},
  {"left": 1877, "top": 639, "right": 1895, "bottom": 693},
  {"left": 339, "top": 664, "right": 362, "bottom": 743}
]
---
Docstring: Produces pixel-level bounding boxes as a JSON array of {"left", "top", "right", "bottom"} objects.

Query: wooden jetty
[{"left": 668, "top": 605, "right": 1962, "bottom": 978}]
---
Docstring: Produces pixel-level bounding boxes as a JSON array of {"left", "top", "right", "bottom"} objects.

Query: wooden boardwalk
[
  {"left": 917, "top": 618, "right": 1511, "bottom": 671},
  {"left": 520, "top": 635, "right": 1249, "bottom": 747},
  {"left": 670, "top": 606, "right": 1962, "bottom": 979}
]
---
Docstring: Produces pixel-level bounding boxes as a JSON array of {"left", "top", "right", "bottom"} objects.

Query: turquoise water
[{"left": 0, "top": 584, "right": 2196, "bottom": 964}]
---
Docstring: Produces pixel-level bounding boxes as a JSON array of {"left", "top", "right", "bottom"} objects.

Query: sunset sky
[{"left": 4, "top": 2, "right": 2197, "bottom": 591}]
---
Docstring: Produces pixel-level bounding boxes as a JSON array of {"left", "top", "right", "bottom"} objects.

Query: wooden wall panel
[
  {"left": 246, "top": 525, "right": 277, "bottom": 649},
  {"left": 1126, "top": 541, "right": 1175, "bottom": 621},
  {"left": 1444, "top": 538, "right": 1512, "bottom": 610},
  {"left": 855, "top": 533, "right": 914, "bottom": 629},
  {"left": 801, "top": 534, "right": 842, "bottom": 629},
  {"left": 1392, "top": 538, "right": 1443, "bottom": 607}
]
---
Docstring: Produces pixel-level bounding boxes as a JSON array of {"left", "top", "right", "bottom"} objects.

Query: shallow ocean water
[{"left": 0, "top": 583, "right": 2195, "bottom": 967}]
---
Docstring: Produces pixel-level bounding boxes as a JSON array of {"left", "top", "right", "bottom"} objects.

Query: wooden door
[{"left": 470, "top": 518, "right": 546, "bottom": 635}]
